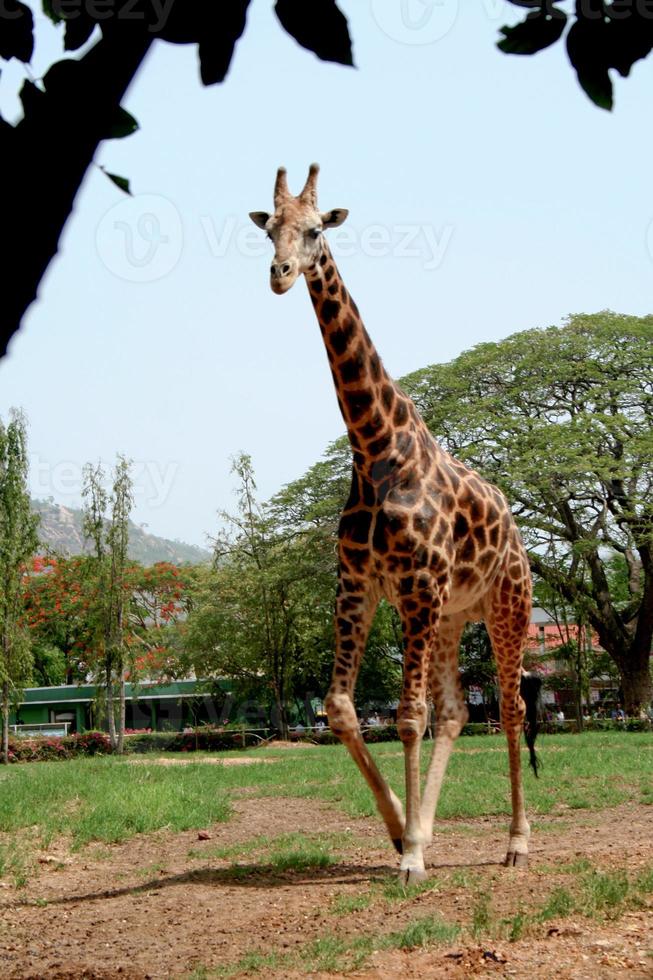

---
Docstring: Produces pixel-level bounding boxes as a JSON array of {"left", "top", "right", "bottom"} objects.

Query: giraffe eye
[{"left": 308, "top": 227, "right": 322, "bottom": 239}]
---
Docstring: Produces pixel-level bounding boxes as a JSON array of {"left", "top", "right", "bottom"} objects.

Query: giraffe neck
[{"left": 305, "top": 242, "right": 419, "bottom": 477}]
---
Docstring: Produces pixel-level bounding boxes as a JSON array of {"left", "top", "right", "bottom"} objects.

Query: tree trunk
[
  {"left": 274, "top": 694, "right": 289, "bottom": 740},
  {"left": 273, "top": 673, "right": 289, "bottom": 740},
  {"left": 619, "top": 651, "right": 653, "bottom": 715},
  {"left": 1, "top": 680, "right": 9, "bottom": 765},
  {"left": 574, "top": 637, "right": 584, "bottom": 731},
  {"left": 117, "top": 670, "right": 126, "bottom": 756},
  {"left": 106, "top": 662, "right": 117, "bottom": 751},
  {"left": 530, "top": 554, "right": 652, "bottom": 717}
]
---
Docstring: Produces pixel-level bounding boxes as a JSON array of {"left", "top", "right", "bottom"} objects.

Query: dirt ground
[{"left": 1, "top": 755, "right": 652, "bottom": 980}]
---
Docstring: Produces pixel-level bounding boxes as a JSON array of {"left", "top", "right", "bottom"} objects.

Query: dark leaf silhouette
[
  {"left": 154, "top": 0, "right": 251, "bottom": 85},
  {"left": 274, "top": 0, "right": 353, "bottom": 66},
  {"left": 501, "top": 3, "right": 653, "bottom": 110},
  {"left": 498, "top": 9, "right": 566, "bottom": 56},
  {"left": 18, "top": 78, "right": 44, "bottom": 116},
  {"left": 107, "top": 107, "right": 139, "bottom": 140},
  {"left": 198, "top": 2, "right": 251, "bottom": 85},
  {"left": 63, "top": 13, "right": 97, "bottom": 52},
  {"left": 566, "top": 18, "right": 614, "bottom": 111},
  {"left": 103, "top": 170, "right": 132, "bottom": 195},
  {"left": 0, "top": 1, "right": 34, "bottom": 63}
]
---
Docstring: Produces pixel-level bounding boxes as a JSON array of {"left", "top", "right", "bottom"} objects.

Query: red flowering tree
[
  {"left": 24, "top": 555, "right": 197, "bottom": 689},
  {"left": 124, "top": 561, "right": 194, "bottom": 682},
  {"left": 23, "top": 554, "right": 98, "bottom": 684}
]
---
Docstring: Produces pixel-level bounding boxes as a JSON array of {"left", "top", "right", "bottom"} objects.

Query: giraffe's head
[{"left": 249, "top": 164, "right": 348, "bottom": 294}]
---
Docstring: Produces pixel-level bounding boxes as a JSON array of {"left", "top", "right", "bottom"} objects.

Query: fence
[{"left": 10, "top": 722, "right": 70, "bottom": 738}]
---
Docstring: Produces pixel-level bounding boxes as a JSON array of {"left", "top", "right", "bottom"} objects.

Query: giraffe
[{"left": 249, "top": 164, "right": 539, "bottom": 884}]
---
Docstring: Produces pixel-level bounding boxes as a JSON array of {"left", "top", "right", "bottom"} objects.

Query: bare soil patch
[{"left": 1, "top": 795, "right": 652, "bottom": 979}]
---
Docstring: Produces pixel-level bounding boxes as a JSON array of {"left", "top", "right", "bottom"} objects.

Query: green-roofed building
[{"left": 9, "top": 680, "right": 235, "bottom": 736}]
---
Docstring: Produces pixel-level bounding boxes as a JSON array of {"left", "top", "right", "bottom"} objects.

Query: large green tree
[
  {"left": 82, "top": 455, "right": 134, "bottom": 752},
  {"left": 402, "top": 311, "right": 652, "bottom": 712},
  {"left": 269, "top": 443, "right": 403, "bottom": 715},
  {"left": 0, "top": 411, "right": 39, "bottom": 763},
  {"left": 266, "top": 312, "right": 652, "bottom": 712},
  {"left": 184, "top": 453, "right": 335, "bottom": 736}
]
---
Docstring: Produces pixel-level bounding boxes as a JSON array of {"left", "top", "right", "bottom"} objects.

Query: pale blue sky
[{"left": 1, "top": 1, "right": 652, "bottom": 548}]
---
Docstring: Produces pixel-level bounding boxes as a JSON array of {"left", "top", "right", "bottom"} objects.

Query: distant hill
[{"left": 32, "top": 499, "right": 211, "bottom": 566}]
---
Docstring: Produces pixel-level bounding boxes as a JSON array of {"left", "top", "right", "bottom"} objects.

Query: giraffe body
[{"left": 250, "top": 166, "right": 535, "bottom": 881}]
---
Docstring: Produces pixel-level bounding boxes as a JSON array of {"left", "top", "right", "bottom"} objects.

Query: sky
[{"left": 1, "top": 1, "right": 652, "bottom": 549}]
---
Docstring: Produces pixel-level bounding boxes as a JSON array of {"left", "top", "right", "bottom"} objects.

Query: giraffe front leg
[
  {"left": 326, "top": 576, "right": 406, "bottom": 850},
  {"left": 396, "top": 596, "right": 437, "bottom": 885}
]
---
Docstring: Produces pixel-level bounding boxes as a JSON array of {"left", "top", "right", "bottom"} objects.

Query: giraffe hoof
[
  {"left": 392, "top": 838, "right": 403, "bottom": 855},
  {"left": 399, "top": 866, "right": 428, "bottom": 888},
  {"left": 504, "top": 851, "right": 528, "bottom": 868}
]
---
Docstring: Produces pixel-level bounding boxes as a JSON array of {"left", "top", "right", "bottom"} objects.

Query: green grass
[
  {"left": 380, "top": 872, "right": 443, "bottom": 902},
  {"left": 636, "top": 867, "right": 653, "bottom": 893},
  {"left": 226, "top": 730, "right": 653, "bottom": 820},
  {"left": 578, "top": 869, "right": 630, "bottom": 918},
  {"left": 267, "top": 842, "right": 335, "bottom": 872},
  {"left": 1, "top": 730, "right": 651, "bottom": 887},
  {"left": 189, "top": 829, "right": 350, "bottom": 877},
  {"left": 0, "top": 837, "right": 33, "bottom": 888},
  {"left": 534, "top": 865, "right": 653, "bottom": 928},
  {"left": 504, "top": 908, "right": 527, "bottom": 941},
  {"left": 471, "top": 891, "right": 492, "bottom": 937},
  {"left": 3, "top": 731, "right": 652, "bottom": 977},
  {"left": 450, "top": 868, "right": 481, "bottom": 888},
  {"left": 385, "top": 914, "right": 461, "bottom": 949},
  {"left": 330, "top": 892, "right": 372, "bottom": 914},
  {"left": 208, "top": 916, "right": 461, "bottom": 978},
  {"left": 184, "top": 859, "right": 653, "bottom": 977},
  {"left": 1, "top": 731, "right": 650, "bottom": 846},
  {"left": 0, "top": 756, "right": 231, "bottom": 850},
  {"left": 539, "top": 886, "right": 575, "bottom": 921}
]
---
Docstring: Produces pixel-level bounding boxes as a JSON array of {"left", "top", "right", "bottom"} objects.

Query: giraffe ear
[
  {"left": 249, "top": 211, "right": 270, "bottom": 229},
  {"left": 321, "top": 208, "right": 349, "bottom": 228}
]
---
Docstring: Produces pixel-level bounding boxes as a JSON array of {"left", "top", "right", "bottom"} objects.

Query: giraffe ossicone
[{"left": 249, "top": 165, "right": 540, "bottom": 882}]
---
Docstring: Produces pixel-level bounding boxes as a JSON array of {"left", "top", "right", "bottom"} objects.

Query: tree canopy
[
  {"left": 498, "top": 1, "right": 653, "bottom": 110},
  {"left": 0, "top": 411, "right": 39, "bottom": 762},
  {"left": 2, "top": 2, "right": 650, "bottom": 355},
  {"left": 254, "top": 312, "right": 652, "bottom": 711},
  {"left": 401, "top": 311, "right": 653, "bottom": 710}
]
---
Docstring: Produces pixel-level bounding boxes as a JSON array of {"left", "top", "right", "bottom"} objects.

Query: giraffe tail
[{"left": 520, "top": 670, "right": 542, "bottom": 777}]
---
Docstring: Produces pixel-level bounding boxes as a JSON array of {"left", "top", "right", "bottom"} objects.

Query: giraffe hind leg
[
  {"left": 419, "top": 614, "right": 469, "bottom": 847},
  {"left": 396, "top": 590, "right": 450, "bottom": 885},
  {"left": 484, "top": 576, "right": 532, "bottom": 868}
]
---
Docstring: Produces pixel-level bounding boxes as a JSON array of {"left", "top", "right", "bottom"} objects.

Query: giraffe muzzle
[{"left": 270, "top": 260, "right": 298, "bottom": 293}]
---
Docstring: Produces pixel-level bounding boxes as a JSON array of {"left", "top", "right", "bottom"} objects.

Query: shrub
[
  {"left": 72, "top": 731, "right": 112, "bottom": 755},
  {"left": 123, "top": 728, "right": 263, "bottom": 754},
  {"left": 360, "top": 724, "right": 399, "bottom": 744},
  {"left": 7, "top": 730, "right": 111, "bottom": 763}
]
